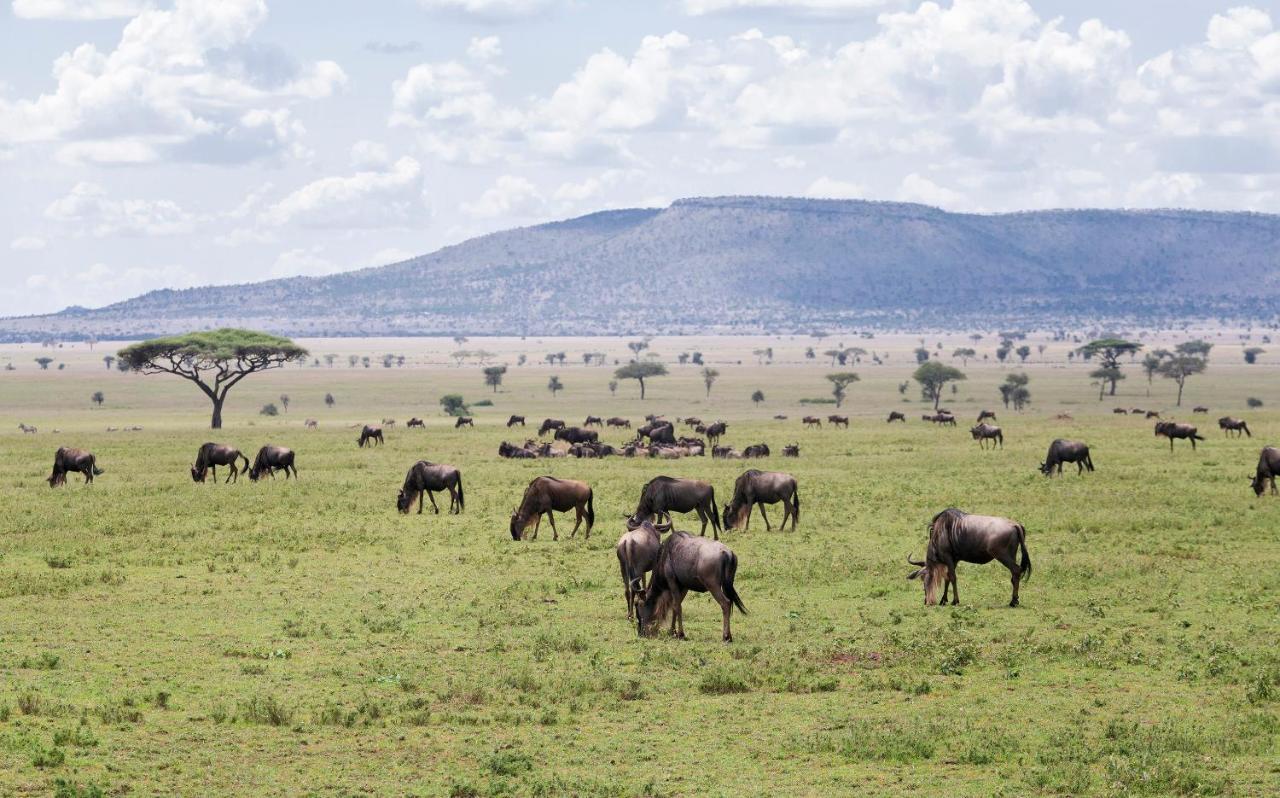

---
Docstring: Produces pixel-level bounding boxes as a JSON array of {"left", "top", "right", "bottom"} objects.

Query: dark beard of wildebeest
[
  {"left": 887, "top": 411, "right": 906, "bottom": 423},
  {"left": 722, "top": 469, "right": 799, "bottom": 532},
  {"left": 977, "top": 409, "right": 997, "bottom": 423},
  {"left": 1154, "top": 421, "right": 1205, "bottom": 451},
  {"left": 616, "top": 517, "right": 670, "bottom": 620},
  {"left": 248, "top": 446, "right": 297, "bottom": 481},
  {"left": 538, "top": 418, "right": 565, "bottom": 436},
  {"left": 47, "top": 447, "right": 102, "bottom": 487},
  {"left": 191, "top": 443, "right": 250, "bottom": 483},
  {"left": 630, "top": 476, "right": 721, "bottom": 539},
  {"left": 1250, "top": 446, "right": 1280, "bottom": 496},
  {"left": 607, "top": 417, "right": 631, "bottom": 429},
  {"left": 396, "top": 461, "right": 465, "bottom": 514},
  {"left": 704, "top": 421, "right": 727, "bottom": 445},
  {"left": 357, "top": 424, "right": 384, "bottom": 448},
  {"left": 827, "top": 415, "right": 849, "bottom": 428},
  {"left": 510, "top": 476, "right": 595, "bottom": 541},
  {"left": 907, "top": 508, "right": 1031, "bottom": 607},
  {"left": 554, "top": 426, "right": 599, "bottom": 445},
  {"left": 970, "top": 423, "right": 1003, "bottom": 450},
  {"left": 1219, "top": 417, "right": 1251, "bottom": 438},
  {"left": 1040, "top": 439, "right": 1093, "bottom": 476},
  {"left": 506, "top": 415, "right": 525, "bottom": 428},
  {"left": 636, "top": 531, "right": 747, "bottom": 642},
  {"left": 455, "top": 416, "right": 474, "bottom": 429}
]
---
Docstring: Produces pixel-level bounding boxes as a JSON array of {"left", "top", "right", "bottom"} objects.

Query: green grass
[{"left": 0, "top": 333, "right": 1277, "bottom": 796}]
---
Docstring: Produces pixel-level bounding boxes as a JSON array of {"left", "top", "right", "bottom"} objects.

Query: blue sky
[{"left": 1, "top": 0, "right": 1278, "bottom": 315}]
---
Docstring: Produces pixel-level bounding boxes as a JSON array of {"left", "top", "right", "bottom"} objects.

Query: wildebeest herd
[{"left": 35, "top": 405, "right": 1275, "bottom": 642}]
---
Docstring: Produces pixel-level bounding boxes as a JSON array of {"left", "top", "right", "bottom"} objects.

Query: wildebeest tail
[
  {"left": 1192, "top": 433, "right": 1205, "bottom": 441},
  {"left": 720, "top": 551, "right": 747, "bottom": 614},
  {"left": 792, "top": 484, "right": 800, "bottom": 527},
  {"left": 91, "top": 457, "right": 104, "bottom": 476},
  {"left": 1085, "top": 452, "right": 1095, "bottom": 472},
  {"left": 239, "top": 453, "right": 251, "bottom": 473},
  {"left": 456, "top": 472, "right": 465, "bottom": 511},
  {"left": 585, "top": 488, "right": 595, "bottom": 529},
  {"left": 1017, "top": 524, "right": 1032, "bottom": 581}
]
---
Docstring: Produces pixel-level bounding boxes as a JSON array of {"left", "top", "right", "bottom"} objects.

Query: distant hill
[{"left": 5, "top": 196, "right": 1279, "bottom": 340}]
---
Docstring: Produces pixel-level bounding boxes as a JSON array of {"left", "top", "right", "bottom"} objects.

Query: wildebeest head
[
  {"left": 396, "top": 489, "right": 414, "bottom": 514},
  {"left": 905, "top": 555, "right": 947, "bottom": 605},
  {"left": 190, "top": 464, "right": 206, "bottom": 483},
  {"left": 720, "top": 501, "right": 747, "bottom": 530},
  {"left": 509, "top": 507, "right": 528, "bottom": 540},
  {"left": 634, "top": 585, "right": 672, "bottom": 637},
  {"left": 1251, "top": 474, "right": 1266, "bottom": 497}
]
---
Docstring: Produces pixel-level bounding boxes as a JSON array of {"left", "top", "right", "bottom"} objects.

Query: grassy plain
[{"left": 0, "top": 332, "right": 1277, "bottom": 797}]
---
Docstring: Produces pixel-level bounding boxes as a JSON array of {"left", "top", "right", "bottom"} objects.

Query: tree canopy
[
  {"left": 118, "top": 329, "right": 307, "bottom": 429},
  {"left": 615, "top": 361, "right": 668, "bottom": 400},
  {"left": 826, "top": 372, "right": 860, "bottom": 408},
  {"left": 912, "top": 361, "right": 965, "bottom": 408}
]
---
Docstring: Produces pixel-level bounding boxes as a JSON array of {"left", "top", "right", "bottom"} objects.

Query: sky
[{"left": 1, "top": 0, "right": 1278, "bottom": 316}]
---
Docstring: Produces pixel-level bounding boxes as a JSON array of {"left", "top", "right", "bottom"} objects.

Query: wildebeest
[
  {"left": 1113, "top": 408, "right": 1128, "bottom": 415},
  {"left": 538, "top": 418, "right": 566, "bottom": 436},
  {"left": 977, "top": 410, "right": 998, "bottom": 423},
  {"left": 782, "top": 444, "right": 800, "bottom": 457},
  {"left": 357, "top": 424, "right": 384, "bottom": 448},
  {"left": 509, "top": 476, "right": 595, "bottom": 541},
  {"left": 18, "top": 423, "right": 37, "bottom": 434},
  {"left": 1146, "top": 411, "right": 1161, "bottom": 419},
  {"left": 907, "top": 508, "right": 1031, "bottom": 607},
  {"left": 555, "top": 426, "right": 599, "bottom": 445},
  {"left": 381, "top": 418, "right": 397, "bottom": 429},
  {"left": 1193, "top": 406, "right": 1209, "bottom": 414},
  {"left": 607, "top": 417, "right": 631, "bottom": 429},
  {"left": 584, "top": 415, "right": 603, "bottom": 427},
  {"left": 636, "top": 531, "right": 746, "bottom": 642},
  {"left": 1250, "top": 446, "right": 1280, "bottom": 496},
  {"left": 773, "top": 414, "right": 788, "bottom": 420},
  {"left": 887, "top": 411, "right": 906, "bottom": 423},
  {"left": 802, "top": 416, "right": 822, "bottom": 429},
  {"left": 1155, "top": 421, "right": 1205, "bottom": 451},
  {"left": 638, "top": 422, "right": 676, "bottom": 445},
  {"left": 396, "top": 461, "right": 464, "bottom": 514},
  {"left": 47, "top": 447, "right": 102, "bottom": 487},
  {"left": 191, "top": 443, "right": 250, "bottom": 483},
  {"left": 684, "top": 417, "right": 702, "bottom": 428},
  {"left": 1130, "top": 408, "right": 1145, "bottom": 415},
  {"left": 925, "top": 413, "right": 957, "bottom": 426},
  {"left": 1040, "top": 439, "right": 1094, "bottom": 476},
  {"left": 506, "top": 415, "right": 525, "bottom": 428},
  {"left": 742, "top": 443, "right": 770, "bottom": 458},
  {"left": 827, "top": 415, "right": 849, "bottom": 428},
  {"left": 722, "top": 470, "right": 799, "bottom": 532},
  {"left": 631, "top": 476, "right": 721, "bottom": 539},
  {"left": 1219, "top": 417, "right": 1251, "bottom": 438},
  {"left": 970, "top": 423, "right": 1003, "bottom": 450},
  {"left": 407, "top": 418, "right": 425, "bottom": 429},
  {"left": 499, "top": 441, "right": 538, "bottom": 459},
  {"left": 248, "top": 446, "right": 297, "bottom": 481},
  {"left": 616, "top": 517, "right": 668, "bottom": 619},
  {"left": 455, "top": 417, "right": 474, "bottom": 429},
  {"left": 711, "top": 446, "right": 742, "bottom": 459},
  {"left": 704, "top": 421, "right": 727, "bottom": 445},
  {"left": 304, "top": 419, "right": 318, "bottom": 430}
]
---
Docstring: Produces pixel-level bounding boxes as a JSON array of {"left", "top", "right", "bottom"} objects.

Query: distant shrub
[
  {"left": 1247, "top": 397, "right": 1263, "bottom": 408},
  {"left": 473, "top": 399, "right": 493, "bottom": 407},
  {"left": 238, "top": 694, "right": 294, "bottom": 726},
  {"left": 698, "top": 668, "right": 750, "bottom": 695},
  {"left": 799, "top": 398, "right": 837, "bottom": 405},
  {"left": 259, "top": 403, "right": 279, "bottom": 416}
]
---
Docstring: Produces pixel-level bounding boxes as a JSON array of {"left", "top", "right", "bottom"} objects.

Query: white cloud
[
  {"left": 0, "top": 0, "right": 346, "bottom": 164},
  {"left": 774, "top": 154, "right": 806, "bottom": 169},
  {"left": 416, "top": 0, "right": 557, "bottom": 21},
  {"left": 11, "top": 0, "right": 150, "bottom": 20},
  {"left": 10, "top": 236, "right": 47, "bottom": 251},
  {"left": 350, "top": 140, "right": 391, "bottom": 169},
  {"left": 25, "top": 263, "right": 201, "bottom": 310},
  {"left": 44, "top": 182, "right": 196, "bottom": 236},
  {"left": 682, "top": 0, "right": 896, "bottom": 16},
  {"left": 263, "top": 156, "right": 425, "bottom": 228},
  {"left": 461, "top": 174, "right": 544, "bottom": 218},
  {"left": 805, "top": 176, "right": 865, "bottom": 199},
  {"left": 269, "top": 247, "right": 341, "bottom": 278},
  {"left": 468, "top": 36, "right": 503, "bottom": 62},
  {"left": 898, "top": 173, "right": 965, "bottom": 208}
]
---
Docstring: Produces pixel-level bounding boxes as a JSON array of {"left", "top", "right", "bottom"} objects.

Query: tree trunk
[
  {"left": 1108, "top": 378, "right": 1117, "bottom": 396},
  {"left": 211, "top": 396, "right": 224, "bottom": 429},
  {"left": 1176, "top": 380, "right": 1184, "bottom": 406},
  {"left": 933, "top": 389, "right": 940, "bottom": 410},
  {"left": 638, "top": 378, "right": 646, "bottom": 400}
]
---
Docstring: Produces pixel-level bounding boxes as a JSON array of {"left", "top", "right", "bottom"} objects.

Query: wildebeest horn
[
  {"left": 653, "top": 521, "right": 672, "bottom": 532},
  {"left": 906, "top": 554, "right": 925, "bottom": 567}
]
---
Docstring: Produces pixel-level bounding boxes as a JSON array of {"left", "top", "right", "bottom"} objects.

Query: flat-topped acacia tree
[{"left": 118, "top": 329, "right": 308, "bottom": 429}]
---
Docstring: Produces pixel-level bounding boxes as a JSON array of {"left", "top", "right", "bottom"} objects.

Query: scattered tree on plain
[
  {"left": 439, "top": 394, "right": 468, "bottom": 416},
  {"left": 279, "top": 394, "right": 290, "bottom": 413},
  {"left": 751, "top": 390, "right": 765, "bottom": 406},
  {"left": 701, "top": 367, "right": 719, "bottom": 397},
  {"left": 547, "top": 375, "right": 563, "bottom": 396},
  {"left": 35, "top": 357, "right": 53, "bottom": 370},
  {"left": 913, "top": 361, "right": 966, "bottom": 409},
  {"left": 608, "top": 379, "right": 618, "bottom": 396},
  {"left": 914, "top": 347, "right": 930, "bottom": 364},
  {"left": 91, "top": 391, "right": 104, "bottom": 406},
  {"left": 998, "top": 373, "right": 1031, "bottom": 410},
  {"left": 325, "top": 393, "right": 336, "bottom": 407},
  {"left": 1243, "top": 347, "right": 1265, "bottom": 364},
  {"left": 1156, "top": 341, "right": 1211, "bottom": 406},
  {"left": 615, "top": 361, "right": 667, "bottom": 400},
  {"left": 484, "top": 365, "right": 507, "bottom": 392},
  {"left": 103, "top": 355, "right": 115, "bottom": 370},
  {"left": 260, "top": 403, "right": 279, "bottom": 416},
  {"left": 1078, "top": 338, "right": 1142, "bottom": 398},
  {"left": 1016, "top": 345, "right": 1031, "bottom": 363},
  {"left": 827, "top": 372, "right": 860, "bottom": 408},
  {"left": 952, "top": 347, "right": 976, "bottom": 366}
]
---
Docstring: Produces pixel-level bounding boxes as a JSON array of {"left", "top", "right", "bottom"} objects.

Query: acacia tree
[
  {"left": 325, "top": 393, "right": 336, "bottom": 408},
  {"left": 484, "top": 365, "right": 507, "bottom": 393},
  {"left": 35, "top": 357, "right": 53, "bottom": 370},
  {"left": 1140, "top": 353, "right": 1162, "bottom": 395},
  {"left": 279, "top": 394, "right": 290, "bottom": 413},
  {"left": 118, "top": 329, "right": 307, "bottom": 429},
  {"left": 1157, "top": 341, "right": 1211, "bottom": 406},
  {"left": 701, "top": 367, "right": 719, "bottom": 397},
  {"left": 952, "top": 347, "right": 976, "bottom": 366},
  {"left": 547, "top": 375, "right": 563, "bottom": 396},
  {"left": 1078, "top": 338, "right": 1141, "bottom": 398},
  {"left": 1243, "top": 347, "right": 1265, "bottom": 364},
  {"left": 751, "top": 390, "right": 765, "bottom": 406},
  {"left": 913, "top": 361, "right": 966, "bottom": 409},
  {"left": 827, "top": 372, "right": 860, "bottom": 407},
  {"left": 103, "top": 355, "right": 115, "bottom": 370},
  {"left": 91, "top": 391, "right": 105, "bottom": 406},
  {"left": 616, "top": 361, "right": 668, "bottom": 400}
]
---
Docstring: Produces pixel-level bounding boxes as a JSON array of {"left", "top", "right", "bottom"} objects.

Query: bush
[
  {"left": 54, "top": 780, "right": 105, "bottom": 798},
  {"left": 259, "top": 403, "right": 279, "bottom": 416},
  {"left": 473, "top": 399, "right": 493, "bottom": 407},
  {"left": 1247, "top": 397, "right": 1263, "bottom": 408}
]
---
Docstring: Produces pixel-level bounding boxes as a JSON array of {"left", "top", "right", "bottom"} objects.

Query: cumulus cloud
[
  {"left": 24, "top": 263, "right": 201, "bottom": 311},
  {"left": 681, "top": 0, "right": 897, "bottom": 16},
  {"left": 416, "top": 0, "right": 558, "bottom": 21},
  {"left": 263, "top": 156, "right": 425, "bottom": 228},
  {"left": 269, "top": 247, "right": 342, "bottom": 278},
  {"left": 11, "top": 0, "right": 150, "bottom": 19},
  {"left": 10, "top": 236, "right": 47, "bottom": 251},
  {"left": 805, "top": 176, "right": 865, "bottom": 199},
  {"left": 44, "top": 182, "right": 196, "bottom": 236},
  {"left": 0, "top": 0, "right": 346, "bottom": 164},
  {"left": 461, "top": 174, "right": 545, "bottom": 218}
]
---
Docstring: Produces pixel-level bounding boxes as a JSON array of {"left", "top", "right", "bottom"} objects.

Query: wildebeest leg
[
  {"left": 569, "top": 505, "right": 583, "bottom": 539},
  {"left": 758, "top": 504, "right": 772, "bottom": 531},
  {"left": 949, "top": 567, "right": 960, "bottom": 605},
  {"left": 427, "top": 491, "right": 441, "bottom": 514},
  {"left": 695, "top": 508, "right": 707, "bottom": 537},
  {"left": 1190, "top": 437, "right": 1196, "bottom": 451},
  {"left": 716, "top": 589, "right": 734, "bottom": 642},
  {"left": 447, "top": 486, "right": 459, "bottom": 514},
  {"left": 995, "top": 551, "right": 1022, "bottom": 607},
  {"left": 672, "top": 589, "right": 687, "bottom": 638},
  {"left": 546, "top": 511, "right": 559, "bottom": 541},
  {"left": 417, "top": 490, "right": 425, "bottom": 515}
]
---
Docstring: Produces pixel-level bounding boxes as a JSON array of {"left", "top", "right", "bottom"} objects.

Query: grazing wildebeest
[
  {"left": 555, "top": 426, "right": 599, "bottom": 445},
  {"left": 887, "top": 411, "right": 906, "bottom": 423},
  {"left": 506, "top": 415, "right": 525, "bottom": 428},
  {"left": 924, "top": 413, "right": 956, "bottom": 426},
  {"left": 636, "top": 531, "right": 746, "bottom": 642},
  {"left": 191, "top": 443, "right": 250, "bottom": 484},
  {"left": 742, "top": 443, "right": 770, "bottom": 458},
  {"left": 907, "top": 508, "right": 1031, "bottom": 607},
  {"left": 977, "top": 410, "right": 997, "bottom": 423},
  {"left": 631, "top": 476, "right": 721, "bottom": 539},
  {"left": 1250, "top": 447, "right": 1280, "bottom": 496},
  {"left": 509, "top": 476, "right": 595, "bottom": 541},
  {"left": 607, "top": 417, "right": 631, "bottom": 429},
  {"left": 1155, "top": 421, "right": 1205, "bottom": 451},
  {"left": 357, "top": 424, "right": 384, "bottom": 448},
  {"left": 782, "top": 444, "right": 800, "bottom": 457},
  {"left": 407, "top": 418, "right": 425, "bottom": 428},
  {"left": 538, "top": 418, "right": 565, "bottom": 436},
  {"left": 1219, "top": 417, "right": 1251, "bottom": 438},
  {"left": 396, "top": 461, "right": 464, "bottom": 514},
  {"left": 1113, "top": 408, "right": 1128, "bottom": 415},
  {"left": 47, "top": 447, "right": 102, "bottom": 487},
  {"left": 1193, "top": 406, "right": 1209, "bottom": 414},
  {"left": 1040, "top": 439, "right": 1094, "bottom": 476},
  {"left": 499, "top": 441, "right": 538, "bottom": 459},
  {"left": 704, "top": 421, "right": 727, "bottom": 445},
  {"left": 616, "top": 517, "right": 669, "bottom": 619},
  {"left": 639, "top": 422, "right": 676, "bottom": 445},
  {"left": 455, "top": 417, "right": 474, "bottom": 429},
  {"left": 970, "top": 423, "right": 1003, "bottom": 450},
  {"left": 18, "top": 423, "right": 37, "bottom": 434},
  {"left": 773, "top": 414, "right": 788, "bottom": 420},
  {"left": 584, "top": 415, "right": 603, "bottom": 427},
  {"left": 684, "top": 417, "right": 703, "bottom": 428},
  {"left": 722, "top": 470, "right": 799, "bottom": 532},
  {"left": 802, "top": 416, "right": 822, "bottom": 429},
  {"left": 248, "top": 446, "right": 297, "bottom": 481},
  {"left": 304, "top": 419, "right": 318, "bottom": 430},
  {"left": 1145, "top": 411, "right": 1161, "bottom": 419},
  {"left": 381, "top": 418, "right": 397, "bottom": 429},
  {"left": 1130, "top": 408, "right": 1145, "bottom": 415},
  {"left": 1054, "top": 413, "right": 1074, "bottom": 421},
  {"left": 827, "top": 415, "right": 849, "bottom": 428}
]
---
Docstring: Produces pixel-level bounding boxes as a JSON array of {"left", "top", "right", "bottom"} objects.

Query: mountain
[{"left": 5, "top": 196, "right": 1280, "bottom": 340}]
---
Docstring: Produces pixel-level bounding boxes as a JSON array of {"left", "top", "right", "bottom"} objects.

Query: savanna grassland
[{"left": 1, "top": 333, "right": 1277, "bottom": 797}]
